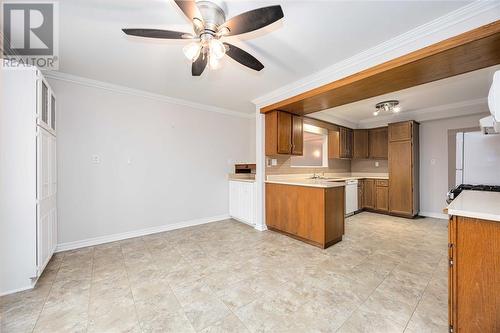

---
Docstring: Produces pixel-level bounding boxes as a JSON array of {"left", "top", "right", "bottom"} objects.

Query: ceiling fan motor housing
[{"left": 196, "top": 1, "right": 226, "bottom": 35}]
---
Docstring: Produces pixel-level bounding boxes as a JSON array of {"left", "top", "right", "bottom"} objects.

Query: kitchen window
[{"left": 290, "top": 124, "right": 328, "bottom": 168}]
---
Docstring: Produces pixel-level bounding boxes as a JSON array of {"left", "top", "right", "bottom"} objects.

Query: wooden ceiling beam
[{"left": 260, "top": 20, "right": 500, "bottom": 115}]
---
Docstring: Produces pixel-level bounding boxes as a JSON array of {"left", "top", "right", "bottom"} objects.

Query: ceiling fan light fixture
[
  {"left": 183, "top": 42, "right": 202, "bottom": 62},
  {"left": 209, "top": 38, "right": 226, "bottom": 59}
]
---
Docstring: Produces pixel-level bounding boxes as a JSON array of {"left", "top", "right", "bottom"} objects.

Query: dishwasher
[{"left": 345, "top": 179, "right": 359, "bottom": 217}]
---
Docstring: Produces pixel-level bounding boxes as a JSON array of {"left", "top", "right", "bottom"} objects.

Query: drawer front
[{"left": 375, "top": 179, "right": 389, "bottom": 187}]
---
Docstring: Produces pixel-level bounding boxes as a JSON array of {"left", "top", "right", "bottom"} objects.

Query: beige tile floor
[{"left": 0, "top": 212, "right": 449, "bottom": 333}]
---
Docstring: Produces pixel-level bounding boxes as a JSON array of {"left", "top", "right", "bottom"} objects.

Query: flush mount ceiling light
[
  {"left": 122, "top": 1, "right": 284, "bottom": 76},
  {"left": 373, "top": 100, "right": 401, "bottom": 116}
]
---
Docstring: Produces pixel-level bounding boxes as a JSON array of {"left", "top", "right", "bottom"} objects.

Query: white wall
[
  {"left": 419, "top": 113, "right": 488, "bottom": 218},
  {"left": 50, "top": 79, "right": 254, "bottom": 247}
]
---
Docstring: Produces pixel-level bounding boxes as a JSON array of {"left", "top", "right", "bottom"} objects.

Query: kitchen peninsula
[{"left": 265, "top": 179, "right": 345, "bottom": 249}]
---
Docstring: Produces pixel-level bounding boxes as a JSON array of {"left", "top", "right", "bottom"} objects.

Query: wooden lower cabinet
[
  {"left": 363, "top": 179, "right": 375, "bottom": 209},
  {"left": 361, "top": 178, "right": 388, "bottom": 213},
  {"left": 448, "top": 215, "right": 500, "bottom": 333},
  {"left": 265, "top": 183, "right": 345, "bottom": 249},
  {"left": 375, "top": 186, "right": 388, "bottom": 212}
]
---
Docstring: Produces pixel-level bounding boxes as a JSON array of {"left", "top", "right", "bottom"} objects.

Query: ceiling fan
[{"left": 122, "top": 1, "right": 284, "bottom": 76}]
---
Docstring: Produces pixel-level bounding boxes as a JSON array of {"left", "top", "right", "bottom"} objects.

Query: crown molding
[
  {"left": 252, "top": 1, "right": 500, "bottom": 109},
  {"left": 357, "top": 98, "right": 489, "bottom": 128},
  {"left": 42, "top": 71, "right": 255, "bottom": 119}
]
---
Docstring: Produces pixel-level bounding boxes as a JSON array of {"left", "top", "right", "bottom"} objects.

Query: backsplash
[
  {"left": 265, "top": 155, "right": 351, "bottom": 175},
  {"left": 351, "top": 159, "right": 388, "bottom": 173}
]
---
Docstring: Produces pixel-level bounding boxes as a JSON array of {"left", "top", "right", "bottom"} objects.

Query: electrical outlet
[
  {"left": 431, "top": 158, "right": 436, "bottom": 165},
  {"left": 375, "top": 161, "right": 379, "bottom": 167},
  {"left": 91, "top": 154, "right": 101, "bottom": 164},
  {"left": 271, "top": 158, "right": 278, "bottom": 166}
]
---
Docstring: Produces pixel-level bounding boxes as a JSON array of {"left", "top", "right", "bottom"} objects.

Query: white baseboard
[
  {"left": 419, "top": 212, "right": 449, "bottom": 220},
  {"left": 56, "top": 214, "right": 230, "bottom": 252},
  {"left": 0, "top": 284, "right": 34, "bottom": 297},
  {"left": 254, "top": 224, "right": 268, "bottom": 231}
]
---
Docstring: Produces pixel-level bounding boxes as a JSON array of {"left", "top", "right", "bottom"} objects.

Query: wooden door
[
  {"left": 277, "top": 112, "right": 292, "bottom": 154},
  {"left": 363, "top": 179, "right": 375, "bottom": 209},
  {"left": 353, "top": 129, "right": 369, "bottom": 159},
  {"left": 369, "top": 127, "right": 388, "bottom": 159},
  {"left": 328, "top": 130, "right": 340, "bottom": 159},
  {"left": 291, "top": 115, "right": 303, "bottom": 155},
  {"left": 375, "top": 186, "right": 389, "bottom": 212},
  {"left": 388, "top": 141, "right": 413, "bottom": 215}
]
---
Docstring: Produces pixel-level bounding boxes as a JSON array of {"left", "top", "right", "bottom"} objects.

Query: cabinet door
[
  {"left": 277, "top": 112, "right": 292, "bottom": 154},
  {"left": 291, "top": 115, "right": 303, "bottom": 155},
  {"left": 37, "top": 128, "right": 55, "bottom": 273},
  {"left": 358, "top": 181, "right": 364, "bottom": 209},
  {"left": 369, "top": 127, "right": 388, "bottom": 159},
  {"left": 339, "top": 127, "right": 353, "bottom": 159},
  {"left": 353, "top": 129, "right": 369, "bottom": 159},
  {"left": 375, "top": 186, "right": 388, "bottom": 212},
  {"left": 363, "top": 179, "right": 375, "bottom": 209},
  {"left": 389, "top": 121, "right": 412, "bottom": 142},
  {"left": 448, "top": 217, "right": 456, "bottom": 332},
  {"left": 328, "top": 130, "right": 340, "bottom": 159},
  {"left": 346, "top": 128, "right": 353, "bottom": 158},
  {"left": 388, "top": 141, "right": 413, "bottom": 215},
  {"left": 229, "top": 181, "right": 238, "bottom": 218}
]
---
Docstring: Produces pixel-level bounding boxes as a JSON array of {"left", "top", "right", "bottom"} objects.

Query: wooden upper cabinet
[
  {"left": 389, "top": 121, "right": 412, "bottom": 142},
  {"left": 353, "top": 129, "right": 369, "bottom": 159},
  {"left": 277, "top": 112, "right": 292, "bottom": 154},
  {"left": 369, "top": 127, "right": 388, "bottom": 159},
  {"left": 328, "top": 130, "right": 340, "bottom": 159},
  {"left": 340, "top": 127, "right": 353, "bottom": 159},
  {"left": 265, "top": 111, "right": 303, "bottom": 156},
  {"left": 291, "top": 115, "right": 303, "bottom": 155},
  {"left": 329, "top": 127, "right": 353, "bottom": 159}
]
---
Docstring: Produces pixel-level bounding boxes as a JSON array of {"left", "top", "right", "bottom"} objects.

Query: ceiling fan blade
[
  {"left": 223, "top": 5, "right": 283, "bottom": 36},
  {"left": 174, "top": 0, "right": 203, "bottom": 22},
  {"left": 223, "top": 43, "right": 264, "bottom": 71},
  {"left": 122, "top": 28, "right": 192, "bottom": 39},
  {"left": 192, "top": 54, "right": 207, "bottom": 76}
]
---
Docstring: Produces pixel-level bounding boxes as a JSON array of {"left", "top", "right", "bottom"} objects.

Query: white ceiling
[
  {"left": 57, "top": 0, "right": 471, "bottom": 114},
  {"left": 310, "top": 65, "right": 499, "bottom": 128}
]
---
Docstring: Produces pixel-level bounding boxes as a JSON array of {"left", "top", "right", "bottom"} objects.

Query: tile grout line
[
  {"left": 402, "top": 253, "right": 446, "bottom": 332},
  {"left": 85, "top": 247, "right": 95, "bottom": 333},
  {"left": 30, "top": 252, "right": 66, "bottom": 333},
  {"left": 120, "top": 238, "right": 148, "bottom": 333},
  {"left": 334, "top": 250, "right": 409, "bottom": 332}
]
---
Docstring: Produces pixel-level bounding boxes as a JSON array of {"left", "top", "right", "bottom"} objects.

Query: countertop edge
[{"left": 265, "top": 180, "right": 345, "bottom": 189}]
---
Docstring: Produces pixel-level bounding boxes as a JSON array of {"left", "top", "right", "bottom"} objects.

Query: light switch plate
[
  {"left": 92, "top": 155, "right": 100, "bottom": 164},
  {"left": 271, "top": 158, "right": 278, "bottom": 166},
  {"left": 375, "top": 161, "right": 379, "bottom": 167}
]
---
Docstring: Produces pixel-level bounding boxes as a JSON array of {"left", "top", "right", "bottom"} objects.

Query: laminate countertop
[
  {"left": 446, "top": 190, "right": 500, "bottom": 222},
  {"left": 265, "top": 179, "right": 346, "bottom": 188}
]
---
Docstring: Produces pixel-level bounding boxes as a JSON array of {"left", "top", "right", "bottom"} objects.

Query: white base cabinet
[
  {"left": 229, "top": 180, "right": 255, "bottom": 225},
  {"left": 0, "top": 66, "right": 57, "bottom": 295}
]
